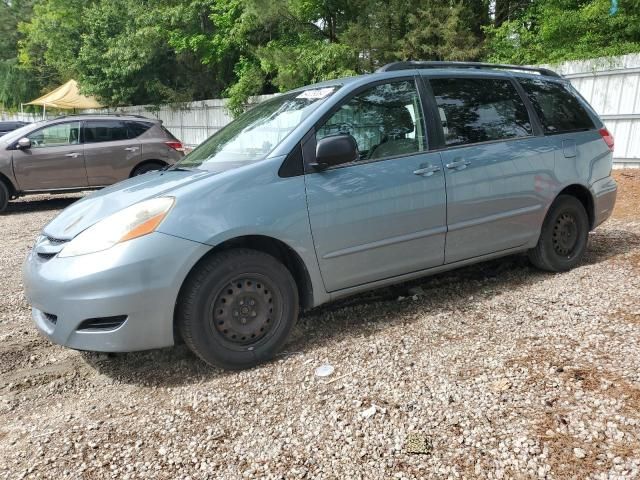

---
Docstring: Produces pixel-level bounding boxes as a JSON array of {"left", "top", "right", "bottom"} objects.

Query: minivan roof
[{"left": 291, "top": 61, "right": 563, "bottom": 94}]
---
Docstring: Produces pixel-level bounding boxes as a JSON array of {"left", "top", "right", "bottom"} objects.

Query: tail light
[
  {"left": 599, "top": 127, "right": 614, "bottom": 152},
  {"left": 165, "top": 141, "right": 185, "bottom": 152}
]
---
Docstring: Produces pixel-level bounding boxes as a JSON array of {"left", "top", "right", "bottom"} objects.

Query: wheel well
[
  {"left": 0, "top": 173, "right": 16, "bottom": 197},
  {"left": 557, "top": 184, "right": 595, "bottom": 229},
  {"left": 184, "top": 235, "right": 314, "bottom": 311},
  {"left": 129, "top": 159, "right": 167, "bottom": 177}
]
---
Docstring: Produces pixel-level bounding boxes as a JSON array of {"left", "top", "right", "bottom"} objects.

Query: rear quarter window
[
  {"left": 126, "top": 121, "right": 153, "bottom": 139},
  {"left": 518, "top": 78, "right": 595, "bottom": 135}
]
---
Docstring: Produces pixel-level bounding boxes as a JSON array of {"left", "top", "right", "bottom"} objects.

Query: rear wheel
[
  {"left": 0, "top": 181, "right": 8, "bottom": 213},
  {"left": 177, "top": 249, "right": 299, "bottom": 369},
  {"left": 529, "top": 195, "right": 589, "bottom": 272},
  {"left": 132, "top": 161, "right": 165, "bottom": 176}
]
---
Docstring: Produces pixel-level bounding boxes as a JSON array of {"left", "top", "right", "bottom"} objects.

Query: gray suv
[
  {"left": 23, "top": 62, "right": 617, "bottom": 370},
  {"left": 0, "top": 114, "right": 184, "bottom": 211}
]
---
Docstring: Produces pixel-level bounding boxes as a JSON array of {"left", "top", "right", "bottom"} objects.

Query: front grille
[
  {"left": 43, "top": 312, "right": 58, "bottom": 325},
  {"left": 34, "top": 235, "right": 69, "bottom": 261},
  {"left": 45, "top": 236, "right": 68, "bottom": 246},
  {"left": 76, "top": 316, "right": 127, "bottom": 331}
]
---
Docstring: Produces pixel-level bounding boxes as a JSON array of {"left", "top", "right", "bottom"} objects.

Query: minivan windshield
[{"left": 175, "top": 86, "right": 339, "bottom": 171}]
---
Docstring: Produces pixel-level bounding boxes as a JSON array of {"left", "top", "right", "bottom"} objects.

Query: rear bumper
[
  {"left": 23, "top": 232, "right": 209, "bottom": 352},
  {"left": 591, "top": 176, "right": 617, "bottom": 228}
]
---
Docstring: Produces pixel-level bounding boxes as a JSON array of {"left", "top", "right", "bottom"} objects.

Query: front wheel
[
  {"left": 177, "top": 249, "right": 299, "bottom": 369},
  {"left": 529, "top": 195, "right": 589, "bottom": 272}
]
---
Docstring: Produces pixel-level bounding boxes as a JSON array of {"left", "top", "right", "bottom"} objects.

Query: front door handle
[
  {"left": 124, "top": 147, "right": 139, "bottom": 152},
  {"left": 413, "top": 165, "right": 441, "bottom": 177},
  {"left": 64, "top": 152, "right": 81, "bottom": 158},
  {"left": 446, "top": 159, "right": 471, "bottom": 170}
]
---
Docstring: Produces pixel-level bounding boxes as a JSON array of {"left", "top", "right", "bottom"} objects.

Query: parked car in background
[
  {"left": 0, "top": 114, "right": 185, "bottom": 211},
  {"left": 0, "top": 121, "right": 29, "bottom": 136},
  {"left": 24, "top": 62, "right": 617, "bottom": 370}
]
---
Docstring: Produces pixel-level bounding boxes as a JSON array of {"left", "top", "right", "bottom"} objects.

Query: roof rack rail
[
  {"left": 51, "top": 113, "right": 151, "bottom": 120},
  {"left": 376, "top": 61, "right": 561, "bottom": 78}
]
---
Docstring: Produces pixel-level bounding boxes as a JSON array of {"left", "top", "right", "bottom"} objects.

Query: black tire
[
  {"left": 529, "top": 195, "right": 589, "bottom": 272},
  {"left": 132, "top": 161, "right": 165, "bottom": 176},
  {"left": 0, "top": 181, "right": 8, "bottom": 213},
  {"left": 177, "top": 249, "right": 299, "bottom": 369}
]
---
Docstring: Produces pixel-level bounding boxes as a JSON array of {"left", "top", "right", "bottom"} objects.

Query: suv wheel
[
  {"left": 529, "top": 195, "right": 589, "bottom": 272},
  {"left": 132, "top": 162, "right": 165, "bottom": 176},
  {"left": 0, "top": 181, "right": 8, "bottom": 213},
  {"left": 177, "top": 249, "right": 299, "bottom": 369}
]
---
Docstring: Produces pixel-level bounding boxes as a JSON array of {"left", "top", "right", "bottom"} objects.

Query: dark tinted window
[
  {"left": 518, "top": 78, "right": 594, "bottom": 134},
  {"left": 317, "top": 80, "right": 427, "bottom": 163},
  {"left": 430, "top": 77, "right": 532, "bottom": 147},
  {"left": 84, "top": 120, "right": 128, "bottom": 143},
  {"left": 126, "top": 121, "right": 153, "bottom": 139}
]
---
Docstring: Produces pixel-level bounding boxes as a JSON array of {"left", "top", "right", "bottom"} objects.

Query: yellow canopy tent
[{"left": 25, "top": 80, "right": 103, "bottom": 115}]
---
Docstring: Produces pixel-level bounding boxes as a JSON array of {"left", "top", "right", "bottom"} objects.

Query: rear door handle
[
  {"left": 446, "top": 159, "right": 471, "bottom": 170},
  {"left": 413, "top": 165, "right": 441, "bottom": 177},
  {"left": 64, "top": 152, "right": 81, "bottom": 158},
  {"left": 124, "top": 147, "right": 139, "bottom": 152}
]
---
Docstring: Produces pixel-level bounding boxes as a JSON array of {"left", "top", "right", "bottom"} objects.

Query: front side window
[
  {"left": 177, "top": 86, "right": 339, "bottom": 171},
  {"left": 430, "top": 77, "right": 533, "bottom": 147},
  {"left": 27, "top": 122, "right": 81, "bottom": 148},
  {"left": 316, "top": 80, "right": 427, "bottom": 163},
  {"left": 84, "top": 120, "right": 129, "bottom": 143},
  {"left": 518, "top": 78, "right": 595, "bottom": 134}
]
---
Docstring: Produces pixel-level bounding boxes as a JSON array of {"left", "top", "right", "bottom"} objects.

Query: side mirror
[
  {"left": 313, "top": 134, "right": 358, "bottom": 170},
  {"left": 17, "top": 138, "right": 31, "bottom": 150}
]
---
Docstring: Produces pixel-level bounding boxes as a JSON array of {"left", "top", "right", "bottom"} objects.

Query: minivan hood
[{"left": 44, "top": 169, "right": 214, "bottom": 239}]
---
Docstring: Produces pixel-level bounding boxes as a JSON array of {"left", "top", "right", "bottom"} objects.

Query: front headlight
[{"left": 58, "top": 197, "right": 175, "bottom": 258}]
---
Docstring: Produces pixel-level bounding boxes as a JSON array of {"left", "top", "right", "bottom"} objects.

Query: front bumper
[
  {"left": 23, "top": 232, "right": 210, "bottom": 352},
  {"left": 591, "top": 175, "right": 617, "bottom": 228}
]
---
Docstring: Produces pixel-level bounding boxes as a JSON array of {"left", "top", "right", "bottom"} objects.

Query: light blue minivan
[{"left": 23, "top": 62, "right": 617, "bottom": 369}]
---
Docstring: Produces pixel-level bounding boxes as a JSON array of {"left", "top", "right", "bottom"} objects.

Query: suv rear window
[
  {"left": 518, "top": 78, "right": 594, "bottom": 134},
  {"left": 430, "top": 77, "right": 533, "bottom": 147},
  {"left": 84, "top": 120, "right": 129, "bottom": 143}
]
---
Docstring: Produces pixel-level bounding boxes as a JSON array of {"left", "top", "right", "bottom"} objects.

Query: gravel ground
[{"left": 1, "top": 171, "right": 640, "bottom": 479}]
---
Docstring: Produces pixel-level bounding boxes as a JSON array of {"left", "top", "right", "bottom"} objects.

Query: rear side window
[
  {"left": 126, "top": 121, "right": 153, "bottom": 139},
  {"left": 518, "top": 78, "right": 594, "bottom": 134},
  {"left": 84, "top": 120, "right": 128, "bottom": 143},
  {"left": 430, "top": 77, "right": 532, "bottom": 147}
]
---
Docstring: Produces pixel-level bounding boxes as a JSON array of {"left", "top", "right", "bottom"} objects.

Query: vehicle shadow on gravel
[
  {"left": 4, "top": 196, "right": 83, "bottom": 215},
  {"left": 81, "top": 227, "right": 640, "bottom": 386}
]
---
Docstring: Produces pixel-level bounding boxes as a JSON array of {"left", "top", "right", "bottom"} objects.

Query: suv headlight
[{"left": 58, "top": 197, "right": 175, "bottom": 258}]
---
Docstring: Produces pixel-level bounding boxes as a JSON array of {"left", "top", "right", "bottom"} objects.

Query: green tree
[{"left": 485, "top": 0, "right": 640, "bottom": 64}]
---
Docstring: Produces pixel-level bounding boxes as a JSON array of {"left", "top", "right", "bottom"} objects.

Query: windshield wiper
[{"left": 164, "top": 165, "right": 193, "bottom": 172}]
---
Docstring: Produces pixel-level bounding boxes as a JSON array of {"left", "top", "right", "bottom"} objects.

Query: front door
[
  {"left": 12, "top": 121, "right": 87, "bottom": 190},
  {"left": 305, "top": 79, "right": 447, "bottom": 292},
  {"left": 427, "top": 76, "right": 555, "bottom": 264},
  {"left": 82, "top": 120, "right": 142, "bottom": 185}
]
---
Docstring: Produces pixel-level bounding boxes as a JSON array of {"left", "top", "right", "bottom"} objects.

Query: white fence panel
[{"left": 543, "top": 53, "right": 640, "bottom": 167}]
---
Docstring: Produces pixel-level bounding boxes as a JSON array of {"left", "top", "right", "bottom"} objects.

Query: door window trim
[
  {"left": 421, "top": 73, "right": 541, "bottom": 152},
  {"left": 304, "top": 76, "right": 431, "bottom": 173}
]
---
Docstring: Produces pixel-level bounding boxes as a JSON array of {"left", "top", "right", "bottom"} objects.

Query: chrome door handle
[
  {"left": 413, "top": 165, "right": 441, "bottom": 177},
  {"left": 124, "top": 147, "right": 139, "bottom": 152},
  {"left": 446, "top": 159, "right": 471, "bottom": 170},
  {"left": 64, "top": 152, "right": 80, "bottom": 158}
]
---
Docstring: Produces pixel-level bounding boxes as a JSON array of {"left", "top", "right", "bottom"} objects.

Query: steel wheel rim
[
  {"left": 210, "top": 275, "right": 278, "bottom": 345},
  {"left": 552, "top": 212, "right": 578, "bottom": 257}
]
